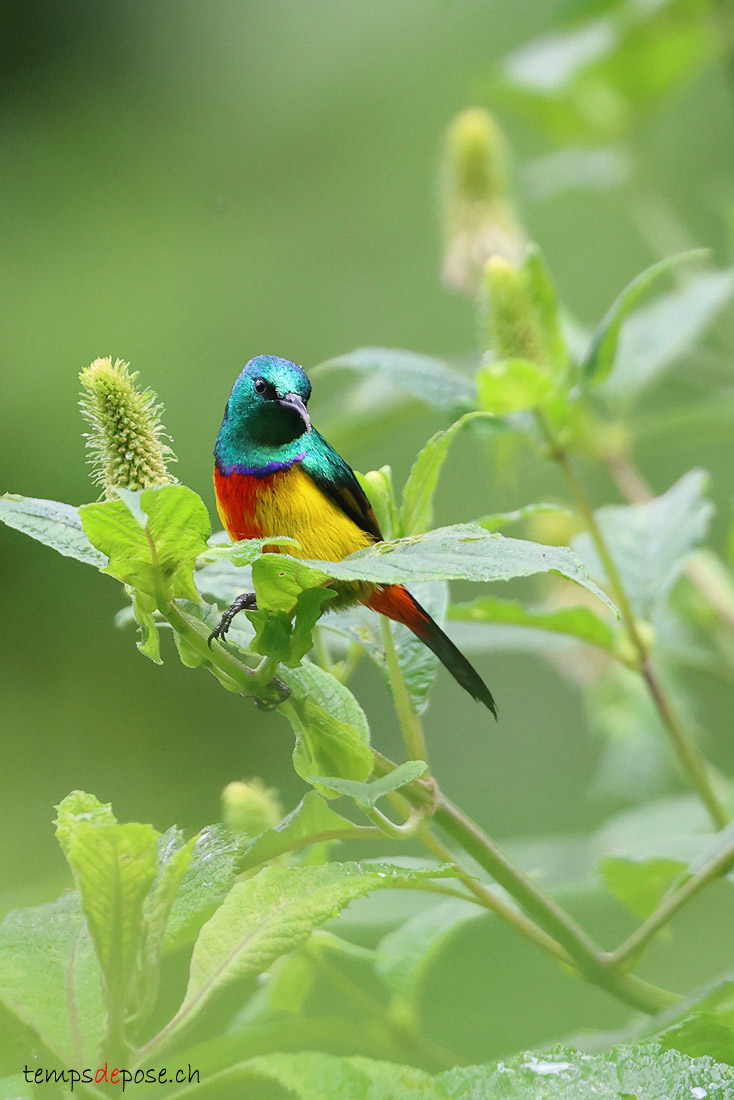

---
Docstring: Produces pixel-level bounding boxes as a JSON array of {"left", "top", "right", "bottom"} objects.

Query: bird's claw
[
  {"left": 253, "top": 677, "right": 290, "bottom": 710},
  {"left": 208, "top": 592, "right": 258, "bottom": 648}
]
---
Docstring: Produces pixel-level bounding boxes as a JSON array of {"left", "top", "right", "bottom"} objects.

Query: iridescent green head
[{"left": 215, "top": 355, "right": 313, "bottom": 473}]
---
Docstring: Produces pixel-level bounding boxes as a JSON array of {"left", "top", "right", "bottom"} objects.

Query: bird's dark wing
[{"left": 301, "top": 429, "right": 383, "bottom": 542}]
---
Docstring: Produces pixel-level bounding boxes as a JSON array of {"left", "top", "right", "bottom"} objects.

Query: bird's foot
[
  {"left": 253, "top": 677, "right": 290, "bottom": 710},
  {"left": 208, "top": 592, "right": 258, "bottom": 646}
]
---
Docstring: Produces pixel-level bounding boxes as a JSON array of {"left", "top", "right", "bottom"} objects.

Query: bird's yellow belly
[{"left": 216, "top": 464, "right": 374, "bottom": 562}]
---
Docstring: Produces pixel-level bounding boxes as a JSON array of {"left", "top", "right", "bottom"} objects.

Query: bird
[{"left": 210, "top": 354, "right": 497, "bottom": 717}]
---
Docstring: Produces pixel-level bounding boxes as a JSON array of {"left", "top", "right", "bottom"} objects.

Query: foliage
[{"left": 3, "top": 1, "right": 734, "bottom": 1093}]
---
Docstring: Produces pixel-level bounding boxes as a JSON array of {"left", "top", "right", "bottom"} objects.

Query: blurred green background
[{"left": 2, "top": 0, "right": 733, "bottom": 1062}]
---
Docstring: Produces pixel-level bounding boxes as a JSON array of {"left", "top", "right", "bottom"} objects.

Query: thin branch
[
  {"left": 611, "top": 833, "right": 734, "bottom": 968},
  {"left": 371, "top": 750, "right": 679, "bottom": 1015},
  {"left": 380, "top": 617, "right": 429, "bottom": 764},
  {"left": 536, "top": 411, "right": 728, "bottom": 830}
]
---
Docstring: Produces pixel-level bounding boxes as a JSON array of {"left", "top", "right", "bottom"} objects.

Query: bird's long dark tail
[{"left": 366, "top": 584, "right": 497, "bottom": 718}]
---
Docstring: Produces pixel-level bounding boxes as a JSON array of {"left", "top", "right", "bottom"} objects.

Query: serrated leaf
[
  {"left": 309, "top": 761, "right": 428, "bottom": 809},
  {"left": 440, "top": 1043, "right": 734, "bottom": 1098},
  {"left": 251, "top": 554, "right": 334, "bottom": 613},
  {"left": 602, "top": 267, "right": 734, "bottom": 400},
  {"left": 573, "top": 469, "right": 713, "bottom": 618},
  {"left": 162, "top": 1050, "right": 443, "bottom": 1100},
  {"left": 477, "top": 358, "right": 556, "bottom": 415},
  {"left": 162, "top": 862, "right": 452, "bottom": 1045},
  {"left": 65, "top": 822, "right": 159, "bottom": 1023},
  {"left": 580, "top": 250, "right": 707, "bottom": 384},
  {"left": 323, "top": 581, "right": 448, "bottom": 713},
  {"left": 279, "top": 665, "right": 373, "bottom": 793},
  {"left": 0, "top": 893, "right": 104, "bottom": 1064},
  {"left": 137, "top": 830, "right": 197, "bottom": 1018},
  {"left": 136, "top": 1044, "right": 734, "bottom": 1099},
  {"left": 400, "top": 413, "right": 492, "bottom": 537},
  {"left": 658, "top": 980, "right": 734, "bottom": 1065},
  {"left": 80, "top": 484, "right": 210, "bottom": 602},
  {"left": 239, "top": 792, "right": 357, "bottom": 872},
  {"left": 377, "top": 898, "right": 483, "bottom": 1000},
  {"left": 0, "top": 494, "right": 106, "bottom": 567},
  {"left": 201, "top": 536, "right": 300, "bottom": 566},
  {"left": 55, "top": 791, "right": 117, "bottom": 858},
  {"left": 131, "top": 589, "right": 162, "bottom": 663},
  {"left": 247, "top": 588, "right": 338, "bottom": 667},
  {"left": 449, "top": 595, "right": 615, "bottom": 651},
  {"left": 291, "top": 524, "right": 617, "bottom": 615},
  {"left": 316, "top": 348, "right": 477, "bottom": 412},
  {"left": 164, "top": 826, "right": 244, "bottom": 950}
]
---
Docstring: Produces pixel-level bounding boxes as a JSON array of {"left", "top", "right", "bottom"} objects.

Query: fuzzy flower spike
[{"left": 79, "top": 357, "right": 176, "bottom": 497}]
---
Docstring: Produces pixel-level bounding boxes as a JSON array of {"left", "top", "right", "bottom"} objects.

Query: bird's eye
[{"left": 254, "top": 378, "right": 267, "bottom": 395}]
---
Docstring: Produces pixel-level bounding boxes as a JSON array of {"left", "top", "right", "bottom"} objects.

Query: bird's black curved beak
[{"left": 277, "top": 391, "right": 311, "bottom": 434}]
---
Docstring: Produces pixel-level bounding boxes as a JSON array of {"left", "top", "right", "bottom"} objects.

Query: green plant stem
[
  {"left": 372, "top": 750, "right": 678, "bottom": 1015},
  {"left": 307, "top": 949, "right": 464, "bottom": 1071},
  {"left": 536, "top": 411, "right": 728, "bottom": 830},
  {"left": 418, "top": 827, "right": 572, "bottom": 966},
  {"left": 611, "top": 833, "right": 734, "bottom": 969},
  {"left": 379, "top": 616, "right": 429, "bottom": 765}
]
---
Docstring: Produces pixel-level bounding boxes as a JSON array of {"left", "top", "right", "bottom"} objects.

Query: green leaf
[
  {"left": 586, "top": 667, "right": 673, "bottom": 804},
  {"left": 580, "top": 250, "right": 707, "bottom": 384},
  {"left": 0, "top": 494, "right": 106, "bottom": 567},
  {"left": 600, "top": 854, "right": 688, "bottom": 920},
  {"left": 440, "top": 1043, "right": 734, "bottom": 1098},
  {"left": 499, "top": 1, "right": 713, "bottom": 143},
  {"left": 400, "top": 413, "right": 492, "bottom": 536},
  {"left": 316, "top": 348, "right": 477, "bottom": 412},
  {"left": 80, "top": 484, "right": 211, "bottom": 602},
  {"left": 309, "top": 762, "right": 428, "bottom": 809},
  {"left": 573, "top": 469, "right": 713, "bottom": 618},
  {"left": 131, "top": 589, "right": 163, "bottom": 664},
  {"left": 64, "top": 821, "right": 159, "bottom": 1022},
  {"left": 137, "top": 830, "right": 197, "bottom": 1017},
  {"left": 524, "top": 245, "right": 567, "bottom": 374},
  {"left": 599, "top": 824, "right": 734, "bottom": 918},
  {"left": 323, "top": 580, "right": 448, "bottom": 713},
  {"left": 376, "top": 898, "right": 483, "bottom": 999},
  {"left": 449, "top": 595, "right": 615, "bottom": 651},
  {"left": 239, "top": 792, "right": 358, "bottom": 872},
  {"left": 201, "top": 536, "right": 301, "bottom": 566},
  {"left": 165, "top": 862, "right": 452, "bottom": 1044},
  {"left": 162, "top": 1050, "right": 443, "bottom": 1100},
  {"left": 477, "top": 358, "right": 556, "bottom": 415},
  {"left": 292, "top": 523, "right": 617, "bottom": 615},
  {"left": 602, "top": 267, "right": 734, "bottom": 400},
  {"left": 251, "top": 554, "right": 334, "bottom": 613},
  {"left": 0, "top": 893, "right": 104, "bottom": 1063},
  {"left": 248, "top": 588, "right": 338, "bottom": 667},
  {"left": 657, "top": 980, "right": 734, "bottom": 1065},
  {"left": 279, "top": 663, "right": 373, "bottom": 792},
  {"left": 132, "top": 1044, "right": 734, "bottom": 1099},
  {"left": 55, "top": 790, "right": 117, "bottom": 857},
  {"left": 165, "top": 826, "right": 244, "bottom": 950},
  {"left": 0, "top": 1075, "right": 34, "bottom": 1100},
  {"left": 478, "top": 502, "right": 572, "bottom": 532}
]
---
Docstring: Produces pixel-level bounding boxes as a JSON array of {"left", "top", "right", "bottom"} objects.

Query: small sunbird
[{"left": 211, "top": 355, "right": 497, "bottom": 716}]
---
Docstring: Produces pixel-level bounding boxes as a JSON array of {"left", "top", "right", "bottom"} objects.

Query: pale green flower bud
[
  {"left": 482, "top": 255, "right": 548, "bottom": 367},
  {"left": 79, "top": 357, "right": 176, "bottom": 497},
  {"left": 222, "top": 778, "right": 283, "bottom": 837},
  {"left": 441, "top": 108, "right": 525, "bottom": 293}
]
